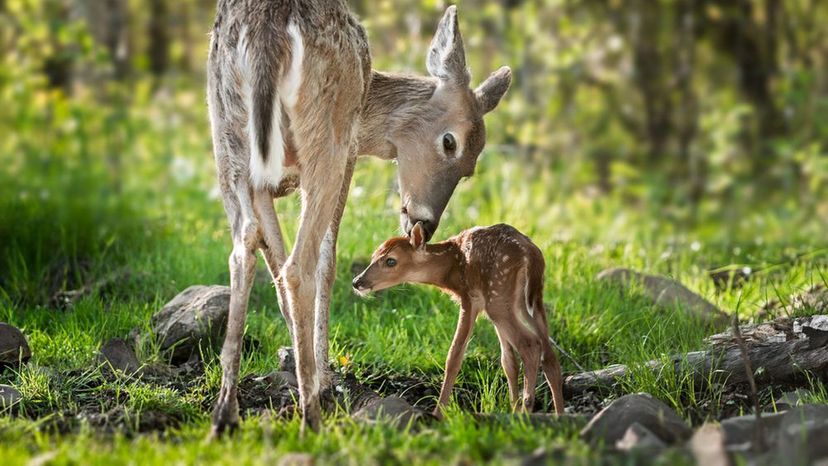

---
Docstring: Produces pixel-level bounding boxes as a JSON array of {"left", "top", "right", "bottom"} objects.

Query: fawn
[{"left": 353, "top": 223, "right": 565, "bottom": 416}]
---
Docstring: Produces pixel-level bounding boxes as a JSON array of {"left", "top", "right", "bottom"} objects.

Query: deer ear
[
  {"left": 474, "top": 66, "right": 512, "bottom": 114},
  {"left": 409, "top": 223, "right": 426, "bottom": 250},
  {"left": 427, "top": 6, "right": 469, "bottom": 86}
]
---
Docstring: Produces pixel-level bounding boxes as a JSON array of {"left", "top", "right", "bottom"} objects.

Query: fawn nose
[{"left": 352, "top": 276, "right": 364, "bottom": 290}]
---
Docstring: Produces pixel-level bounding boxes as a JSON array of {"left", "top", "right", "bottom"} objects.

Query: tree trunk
[
  {"left": 148, "top": 0, "right": 170, "bottom": 77},
  {"left": 564, "top": 315, "right": 828, "bottom": 396}
]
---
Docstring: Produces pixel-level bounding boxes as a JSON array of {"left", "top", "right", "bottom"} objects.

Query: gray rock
[
  {"left": 580, "top": 393, "right": 692, "bottom": 445},
  {"left": 98, "top": 338, "right": 140, "bottom": 374},
  {"left": 689, "top": 423, "right": 729, "bottom": 466},
  {"left": 353, "top": 395, "right": 422, "bottom": 428},
  {"left": 0, "top": 384, "right": 22, "bottom": 408},
  {"left": 149, "top": 285, "right": 230, "bottom": 364},
  {"left": 774, "top": 404, "right": 828, "bottom": 464},
  {"left": 615, "top": 422, "right": 667, "bottom": 454},
  {"left": 720, "top": 412, "right": 787, "bottom": 451},
  {"left": 278, "top": 346, "right": 296, "bottom": 374},
  {"left": 786, "top": 285, "right": 828, "bottom": 315},
  {"left": 254, "top": 371, "right": 298, "bottom": 389},
  {"left": 0, "top": 323, "right": 31, "bottom": 370},
  {"left": 771, "top": 389, "right": 811, "bottom": 411},
  {"left": 597, "top": 268, "right": 729, "bottom": 327}
]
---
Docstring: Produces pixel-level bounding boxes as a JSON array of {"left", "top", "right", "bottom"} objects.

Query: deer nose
[{"left": 404, "top": 218, "right": 435, "bottom": 242}]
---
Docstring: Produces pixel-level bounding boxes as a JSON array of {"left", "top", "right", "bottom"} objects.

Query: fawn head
[
  {"left": 394, "top": 6, "right": 511, "bottom": 242},
  {"left": 352, "top": 223, "right": 430, "bottom": 295}
]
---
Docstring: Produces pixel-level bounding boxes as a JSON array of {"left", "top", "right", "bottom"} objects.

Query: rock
[
  {"left": 597, "top": 268, "right": 729, "bottom": 327},
  {"left": 615, "top": 422, "right": 667, "bottom": 454},
  {"left": 98, "top": 338, "right": 140, "bottom": 374},
  {"left": 149, "top": 285, "right": 230, "bottom": 364},
  {"left": 278, "top": 346, "right": 296, "bottom": 375},
  {"left": 689, "top": 423, "right": 729, "bottom": 466},
  {"left": 0, "top": 384, "right": 22, "bottom": 408},
  {"left": 786, "top": 285, "right": 828, "bottom": 315},
  {"left": 0, "top": 323, "right": 31, "bottom": 370},
  {"left": 254, "top": 371, "right": 298, "bottom": 389},
  {"left": 353, "top": 396, "right": 422, "bottom": 428},
  {"left": 774, "top": 404, "right": 828, "bottom": 464},
  {"left": 720, "top": 412, "right": 787, "bottom": 451},
  {"left": 580, "top": 393, "right": 692, "bottom": 446},
  {"left": 770, "top": 389, "right": 811, "bottom": 411}
]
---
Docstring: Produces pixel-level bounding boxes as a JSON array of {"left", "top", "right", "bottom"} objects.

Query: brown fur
[
  {"left": 353, "top": 224, "right": 565, "bottom": 416},
  {"left": 207, "top": 2, "right": 512, "bottom": 436}
]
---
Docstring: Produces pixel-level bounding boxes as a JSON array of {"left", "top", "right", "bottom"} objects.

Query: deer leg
[
  {"left": 211, "top": 185, "right": 259, "bottom": 437},
  {"left": 514, "top": 335, "right": 541, "bottom": 413},
  {"left": 494, "top": 326, "right": 520, "bottom": 411},
  {"left": 253, "top": 190, "right": 293, "bottom": 334},
  {"left": 540, "top": 337, "right": 565, "bottom": 415},
  {"left": 280, "top": 142, "right": 350, "bottom": 433},
  {"left": 313, "top": 155, "right": 356, "bottom": 390},
  {"left": 434, "top": 298, "right": 476, "bottom": 419}
]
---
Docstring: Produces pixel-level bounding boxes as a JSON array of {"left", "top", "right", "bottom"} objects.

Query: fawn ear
[
  {"left": 427, "top": 6, "right": 469, "bottom": 86},
  {"left": 475, "top": 66, "right": 512, "bottom": 114},
  {"left": 409, "top": 223, "right": 426, "bottom": 250}
]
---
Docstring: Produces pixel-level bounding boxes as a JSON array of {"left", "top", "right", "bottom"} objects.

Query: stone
[
  {"left": 597, "top": 268, "right": 729, "bottom": 327},
  {"left": 786, "top": 286, "right": 828, "bottom": 315},
  {"left": 0, "top": 323, "right": 31, "bottom": 370},
  {"left": 615, "top": 422, "right": 667, "bottom": 453},
  {"left": 580, "top": 393, "right": 692, "bottom": 445},
  {"left": 254, "top": 371, "right": 298, "bottom": 389},
  {"left": 0, "top": 384, "right": 22, "bottom": 408},
  {"left": 771, "top": 389, "right": 811, "bottom": 411},
  {"left": 353, "top": 396, "right": 422, "bottom": 428},
  {"left": 149, "top": 285, "right": 230, "bottom": 364},
  {"left": 689, "top": 423, "right": 730, "bottom": 466},
  {"left": 98, "top": 338, "right": 140, "bottom": 374},
  {"left": 720, "top": 412, "right": 787, "bottom": 450},
  {"left": 774, "top": 404, "right": 828, "bottom": 464},
  {"left": 278, "top": 346, "right": 296, "bottom": 375}
]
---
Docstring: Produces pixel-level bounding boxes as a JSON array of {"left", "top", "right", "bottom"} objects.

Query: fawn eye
[
  {"left": 442, "top": 133, "right": 457, "bottom": 153},
  {"left": 385, "top": 257, "right": 397, "bottom": 267}
]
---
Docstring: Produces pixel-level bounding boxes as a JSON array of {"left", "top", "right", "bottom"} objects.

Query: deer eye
[
  {"left": 385, "top": 257, "right": 397, "bottom": 267},
  {"left": 442, "top": 133, "right": 457, "bottom": 153}
]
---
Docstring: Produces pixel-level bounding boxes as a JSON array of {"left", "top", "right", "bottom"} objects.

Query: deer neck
[
  {"left": 357, "top": 71, "right": 437, "bottom": 158},
  {"left": 419, "top": 242, "right": 465, "bottom": 294}
]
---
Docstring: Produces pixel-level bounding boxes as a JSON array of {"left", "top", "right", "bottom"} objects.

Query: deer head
[{"left": 391, "top": 6, "right": 511, "bottom": 241}]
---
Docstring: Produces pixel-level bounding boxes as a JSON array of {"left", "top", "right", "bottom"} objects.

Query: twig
[{"left": 731, "top": 312, "right": 765, "bottom": 451}]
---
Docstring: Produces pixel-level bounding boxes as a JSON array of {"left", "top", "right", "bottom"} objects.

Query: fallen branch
[{"left": 564, "top": 315, "right": 828, "bottom": 396}]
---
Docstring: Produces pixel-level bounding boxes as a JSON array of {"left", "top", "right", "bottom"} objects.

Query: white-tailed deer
[
  {"left": 207, "top": 1, "right": 511, "bottom": 435},
  {"left": 352, "top": 223, "right": 565, "bottom": 417}
]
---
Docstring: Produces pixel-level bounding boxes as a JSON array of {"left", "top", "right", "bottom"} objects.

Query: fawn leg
[
  {"left": 540, "top": 337, "right": 565, "bottom": 415},
  {"left": 495, "top": 326, "right": 520, "bottom": 410},
  {"left": 434, "top": 298, "right": 476, "bottom": 419}
]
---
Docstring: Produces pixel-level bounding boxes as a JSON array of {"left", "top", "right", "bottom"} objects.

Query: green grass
[{"left": 2, "top": 80, "right": 828, "bottom": 465}]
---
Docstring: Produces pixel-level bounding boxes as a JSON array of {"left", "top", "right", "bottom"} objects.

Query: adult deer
[{"left": 207, "top": 1, "right": 511, "bottom": 435}]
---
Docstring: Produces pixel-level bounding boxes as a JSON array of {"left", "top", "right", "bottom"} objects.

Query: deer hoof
[
  {"left": 210, "top": 401, "right": 240, "bottom": 438},
  {"left": 301, "top": 399, "right": 323, "bottom": 434}
]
